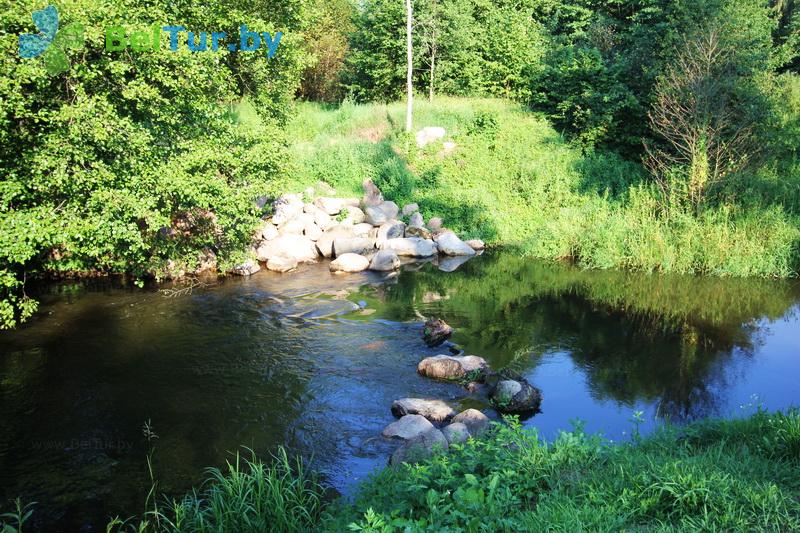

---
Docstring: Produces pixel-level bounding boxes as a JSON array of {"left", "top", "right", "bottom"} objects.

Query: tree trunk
[
  {"left": 405, "top": 0, "right": 413, "bottom": 133},
  {"left": 429, "top": 38, "right": 436, "bottom": 102}
]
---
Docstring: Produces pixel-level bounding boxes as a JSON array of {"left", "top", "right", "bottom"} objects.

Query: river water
[{"left": 1, "top": 252, "right": 798, "bottom": 530}]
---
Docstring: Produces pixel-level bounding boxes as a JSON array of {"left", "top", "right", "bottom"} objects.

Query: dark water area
[{"left": 1, "top": 251, "right": 799, "bottom": 531}]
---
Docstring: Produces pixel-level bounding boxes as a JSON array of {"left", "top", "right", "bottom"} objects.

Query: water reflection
[{"left": 0, "top": 253, "right": 798, "bottom": 530}]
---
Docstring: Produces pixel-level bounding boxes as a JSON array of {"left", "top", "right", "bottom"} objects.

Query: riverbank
[
  {"left": 87, "top": 410, "right": 800, "bottom": 532},
  {"left": 285, "top": 98, "right": 800, "bottom": 278}
]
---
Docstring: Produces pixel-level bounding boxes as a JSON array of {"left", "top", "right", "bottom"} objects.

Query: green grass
[
  {"left": 91, "top": 410, "right": 800, "bottom": 532},
  {"left": 285, "top": 97, "right": 800, "bottom": 278}
]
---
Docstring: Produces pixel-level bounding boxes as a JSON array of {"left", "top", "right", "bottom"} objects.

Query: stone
[
  {"left": 271, "top": 194, "right": 304, "bottom": 225},
  {"left": 417, "top": 354, "right": 488, "bottom": 380},
  {"left": 304, "top": 223, "right": 323, "bottom": 242},
  {"left": 405, "top": 225, "right": 432, "bottom": 240},
  {"left": 434, "top": 232, "right": 476, "bottom": 256},
  {"left": 340, "top": 205, "right": 366, "bottom": 225},
  {"left": 389, "top": 428, "right": 449, "bottom": 466},
  {"left": 428, "top": 217, "right": 444, "bottom": 231},
  {"left": 391, "top": 398, "right": 456, "bottom": 423},
  {"left": 416, "top": 126, "right": 446, "bottom": 148},
  {"left": 305, "top": 205, "right": 332, "bottom": 231},
  {"left": 441, "top": 422, "right": 470, "bottom": 444},
  {"left": 382, "top": 414, "right": 435, "bottom": 440},
  {"left": 277, "top": 217, "right": 307, "bottom": 236},
  {"left": 255, "top": 222, "right": 279, "bottom": 242},
  {"left": 369, "top": 250, "right": 401, "bottom": 271},
  {"left": 362, "top": 178, "right": 384, "bottom": 207},
  {"left": 256, "top": 235, "right": 318, "bottom": 263},
  {"left": 442, "top": 141, "right": 457, "bottom": 155},
  {"left": 465, "top": 239, "right": 486, "bottom": 251},
  {"left": 352, "top": 223, "right": 374, "bottom": 237},
  {"left": 266, "top": 255, "right": 298, "bottom": 273},
  {"left": 408, "top": 212, "right": 424, "bottom": 228},
  {"left": 381, "top": 237, "right": 437, "bottom": 257},
  {"left": 316, "top": 225, "right": 356, "bottom": 258},
  {"left": 231, "top": 260, "right": 260, "bottom": 276},
  {"left": 365, "top": 201, "right": 400, "bottom": 226},
  {"left": 330, "top": 253, "right": 370, "bottom": 273},
  {"left": 314, "top": 197, "right": 347, "bottom": 215},
  {"left": 423, "top": 317, "right": 453, "bottom": 347},
  {"left": 377, "top": 220, "right": 407, "bottom": 243},
  {"left": 451, "top": 409, "right": 490, "bottom": 435},
  {"left": 490, "top": 379, "right": 542, "bottom": 414},
  {"left": 333, "top": 237, "right": 374, "bottom": 257},
  {"left": 402, "top": 203, "right": 420, "bottom": 216}
]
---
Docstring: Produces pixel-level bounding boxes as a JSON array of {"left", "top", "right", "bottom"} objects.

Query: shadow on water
[{"left": 1, "top": 253, "right": 799, "bottom": 530}]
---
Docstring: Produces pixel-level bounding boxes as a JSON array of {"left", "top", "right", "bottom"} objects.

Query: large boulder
[
  {"left": 316, "top": 225, "right": 355, "bottom": 258},
  {"left": 333, "top": 237, "right": 374, "bottom": 257},
  {"left": 441, "top": 422, "right": 470, "bottom": 445},
  {"left": 490, "top": 379, "right": 542, "bottom": 414},
  {"left": 423, "top": 317, "right": 453, "bottom": 347},
  {"left": 340, "top": 205, "right": 366, "bottom": 225},
  {"left": 428, "top": 217, "right": 444, "bottom": 231},
  {"left": 416, "top": 126, "right": 446, "bottom": 148},
  {"left": 330, "top": 253, "right": 370, "bottom": 273},
  {"left": 305, "top": 204, "right": 332, "bottom": 231},
  {"left": 304, "top": 223, "right": 323, "bottom": 242},
  {"left": 266, "top": 255, "right": 297, "bottom": 273},
  {"left": 277, "top": 216, "right": 307, "bottom": 236},
  {"left": 402, "top": 203, "right": 420, "bottom": 216},
  {"left": 271, "top": 194, "right": 304, "bottom": 225},
  {"left": 382, "top": 414, "right": 435, "bottom": 440},
  {"left": 376, "top": 220, "right": 406, "bottom": 243},
  {"left": 451, "top": 409, "right": 490, "bottom": 435},
  {"left": 257, "top": 235, "right": 318, "bottom": 263},
  {"left": 405, "top": 226, "right": 432, "bottom": 240},
  {"left": 365, "top": 201, "right": 400, "bottom": 226},
  {"left": 255, "top": 222, "right": 279, "bottom": 242},
  {"left": 434, "top": 232, "right": 476, "bottom": 256},
  {"left": 391, "top": 398, "right": 456, "bottom": 423},
  {"left": 369, "top": 250, "right": 401, "bottom": 271},
  {"left": 408, "top": 212, "right": 424, "bottom": 228},
  {"left": 314, "top": 197, "right": 347, "bottom": 215},
  {"left": 389, "top": 428, "right": 449, "bottom": 466},
  {"left": 417, "top": 355, "right": 488, "bottom": 381},
  {"left": 362, "top": 178, "right": 384, "bottom": 207},
  {"left": 465, "top": 239, "right": 486, "bottom": 251},
  {"left": 381, "top": 237, "right": 437, "bottom": 257},
  {"left": 352, "top": 223, "right": 374, "bottom": 237}
]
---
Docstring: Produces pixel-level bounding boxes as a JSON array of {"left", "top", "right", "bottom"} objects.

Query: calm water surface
[{"left": 1, "top": 252, "right": 798, "bottom": 530}]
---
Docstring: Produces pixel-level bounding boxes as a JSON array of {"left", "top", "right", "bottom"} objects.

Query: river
[{"left": 1, "top": 251, "right": 798, "bottom": 530}]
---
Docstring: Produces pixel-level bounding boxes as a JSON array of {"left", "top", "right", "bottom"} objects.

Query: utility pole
[{"left": 405, "top": 0, "right": 413, "bottom": 132}]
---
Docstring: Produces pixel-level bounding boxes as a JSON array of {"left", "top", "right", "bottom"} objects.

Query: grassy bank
[
  {"left": 285, "top": 97, "right": 800, "bottom": 278},
  {"left": 86, "top": 410, "right": 800, "bottom": 532}
]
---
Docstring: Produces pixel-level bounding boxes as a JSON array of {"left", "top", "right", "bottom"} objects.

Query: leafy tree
[{"left": 0, "top": 0, "right": 307, "bottom": 328}]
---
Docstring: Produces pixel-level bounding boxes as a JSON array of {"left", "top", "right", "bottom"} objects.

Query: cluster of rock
[
  {"left": 231, "top": 179, "right": 485, "bottom": 276},
  {"left": 383, "top": 318, "right": 543, "bottom": 466}
]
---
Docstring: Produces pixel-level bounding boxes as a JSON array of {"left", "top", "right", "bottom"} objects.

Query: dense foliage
[{"left": 0, "top": 0, "right": 308, "bottom": 328}]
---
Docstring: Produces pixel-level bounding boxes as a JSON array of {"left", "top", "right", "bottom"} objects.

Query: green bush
[{"left": 0, "top": 0, "right": 307, "bottom": 328}]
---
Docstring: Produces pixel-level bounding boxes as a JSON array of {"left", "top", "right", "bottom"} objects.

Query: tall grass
[
  {"left": 285, "top": 97, "right": 800, "bottom": 278},
  {"left": 108, "top": 448, "right": 326, "bottom": 533},
  {"left": 76, "top": 411, "right": 800, "bottom": 531}
]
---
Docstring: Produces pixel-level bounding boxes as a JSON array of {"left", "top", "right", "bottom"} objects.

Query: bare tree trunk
[
  {"left": 405, "top": 0, "right": 413, "bottom": 133},
  {"left": 429, "top": 38, "right": 436, "bottom": 102},
  {"left": 429, "top": 0, "right": 437, "bottom": 102}
]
